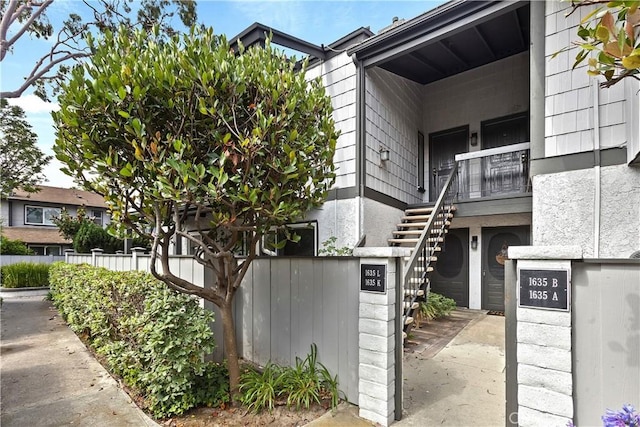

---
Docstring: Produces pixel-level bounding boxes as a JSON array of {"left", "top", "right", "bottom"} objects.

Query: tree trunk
[{"left": 219, "top": 300, "right": 241, "bottom": 402}]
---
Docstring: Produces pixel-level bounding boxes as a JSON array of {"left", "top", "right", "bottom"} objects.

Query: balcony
[{"left": 454, "top": 142, "right": 530, "bottom": 201}]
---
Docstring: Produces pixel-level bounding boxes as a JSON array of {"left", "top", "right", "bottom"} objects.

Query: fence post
[
  {"left": 507, "top": 245, "right": 582, "bottom": 427},
  {"left": 131, "top": 247, "right": 145, "bottom": 271},
  {"left": 64, "top": 249, "right": 74, "bottom": 264},
  {"left": 352, "top": 246, "right": 411, "bottom": 427},
  {"left": 91, "top": 248, "right": 104, "bottom": 267}
]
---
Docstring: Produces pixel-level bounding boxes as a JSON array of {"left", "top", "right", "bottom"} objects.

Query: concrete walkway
[
  {"left": 397, "top": 312, "right": 505, "bottom": 426},
  {"left": 309, "top": 311, "right": 505, "bottom": 426},
  {"left": 0, "top": 292, "right": 158, "bottom": 427}
]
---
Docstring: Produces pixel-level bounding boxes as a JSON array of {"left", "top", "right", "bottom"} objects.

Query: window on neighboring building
[
  {"left": 92, "top": 210, "right": 103, "bottom": 226},
  {"left": 29, "top": 246, "right": 62, "bottom": 256},
  {"left": 25, "top": 206, "right": 61, "bottom": 226},
  {"left": 262, "top": 222, "right": 317, "bottom": 256}
]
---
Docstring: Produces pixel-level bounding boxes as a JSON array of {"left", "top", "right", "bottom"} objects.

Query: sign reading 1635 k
[
  {"left": 518, "top": 269, "right": 570, "bottom": 311},
  {"left": 360, "top": 264, "right": 386, "bottom": 293}
]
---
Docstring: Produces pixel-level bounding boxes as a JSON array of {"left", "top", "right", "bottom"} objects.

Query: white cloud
[{"left": 7, "top": 94, "right": 59, "bottom": 114}]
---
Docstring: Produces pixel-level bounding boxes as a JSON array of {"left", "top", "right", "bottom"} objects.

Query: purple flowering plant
[
  {"left": 602, "top": 404, "right": 640, "bottom": 427},
  {"left": 568, "top": 404, "right": 640, "bottom": 427}
]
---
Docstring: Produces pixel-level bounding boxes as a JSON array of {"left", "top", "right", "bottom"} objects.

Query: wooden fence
[{"left": 65, "top": 252, "right": 360, "bottom": 403}]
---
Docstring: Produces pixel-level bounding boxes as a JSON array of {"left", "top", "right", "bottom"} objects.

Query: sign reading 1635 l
[
  {"left": 361, "top": 264, "right": 386, "bottom": 293},
  {"left": 518, "top": 269, "right": 570, "bottom": 311}
]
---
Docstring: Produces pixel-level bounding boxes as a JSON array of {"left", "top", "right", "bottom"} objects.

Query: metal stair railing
[{"left": 402, "top": 162, "right": 459, "bottom": 330}]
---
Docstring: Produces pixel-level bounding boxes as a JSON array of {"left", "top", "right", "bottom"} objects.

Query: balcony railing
[{"left": 454, "top": 142, "right": 530, "bottom": 200}]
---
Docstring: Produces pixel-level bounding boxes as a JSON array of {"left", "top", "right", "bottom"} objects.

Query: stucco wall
[
  {"left": 532, "top": 164, "right": 640, "bottom": 258},
  {"left": 361, "top": 197, "right": 404, "bottom": 247},
  {"left": 365, "top": 67, "right": 423, "bottom": 205},
  {"left": 306, "top": 52, "right": 357, "bottom": 190},
  {"left": 302, "top": 198, "right": 359, "bottom": 253}
]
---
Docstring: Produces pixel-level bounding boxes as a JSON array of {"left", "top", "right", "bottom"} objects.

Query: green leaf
[{"left": 120, "top": 164, "right": 133, "bottom": 177}]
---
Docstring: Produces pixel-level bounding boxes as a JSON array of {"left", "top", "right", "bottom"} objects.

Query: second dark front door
[
  {"left": 481, "top": 226, "right": 530, "bottom": 311},
  {"left": 429, "top": 127, "right": 468, "bottom": 202},
  {"left": 430, "top": 228, "right": 469, "bottom": 307}
]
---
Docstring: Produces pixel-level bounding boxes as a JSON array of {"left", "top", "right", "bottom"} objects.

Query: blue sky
[{"left": 2, "top": 0, "right": 445, "bottom": 188}]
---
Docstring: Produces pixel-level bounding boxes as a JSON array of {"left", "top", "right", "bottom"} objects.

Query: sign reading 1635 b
[{"left": 518, "top": 269, "right": 570, "bottom": 311}]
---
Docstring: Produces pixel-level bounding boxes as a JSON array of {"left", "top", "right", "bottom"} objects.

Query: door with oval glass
[
  {"left": 430, "top": 228, "right": 469, "bottom": 307},
  {"left": 481, "top": 226, "right": 530, "bottom": 311}
]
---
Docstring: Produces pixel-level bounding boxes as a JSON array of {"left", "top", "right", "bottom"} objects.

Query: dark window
[
  {"left": 263, "top": 223, "right": 317, "bottom": 256},
  {"left": 92, "top": 210, "right": 103, "bottom": 226}
]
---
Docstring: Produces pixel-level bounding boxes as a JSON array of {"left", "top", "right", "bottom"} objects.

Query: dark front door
[
  {"left": 429, "top": 127, "right": 467, "bottom": 202},
  {"left": 481, "top": 113, "right": 529, "bottom": 196},
  {"left": 482, "top": 226, "right": 529, "bottom": 311},
  {"left": 430, "top": 228, "right": 469, "bottom": 307}
]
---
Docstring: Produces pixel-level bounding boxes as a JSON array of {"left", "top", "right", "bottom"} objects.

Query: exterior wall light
[
  {"left": 380, "top": 147, "right": 390, "bottom": 162},
  {"left": 470, "top": 132, "right": 478, "bottom": 147},
  {"left": 469, "top": 132, "right": 478, "bottom": 147},
  {"left": 471, "top": 235, "right": 478, "bottom": 250}
]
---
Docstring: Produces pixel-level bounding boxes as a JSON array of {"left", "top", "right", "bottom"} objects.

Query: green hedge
[
  {"left": 1, "top": 262, "right": 49, "bottom": 288},
  {"left": 49, "top": 263, "right": 228, "bottom": 417},
  {"left": 0, "top": 235, "right": 34, "bottom": 255}
]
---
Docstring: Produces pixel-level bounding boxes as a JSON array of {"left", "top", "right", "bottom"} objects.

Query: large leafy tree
[
  {"left": 0, "top": 98, "right": 51, "bottom": 196},
  {"left": 567, "top": 0, "right": 640, "bottom": 87},
  {"left": 0, "top": 0, "right": 197, "bottom": 99},
  {"left": 53, "top": 26, "right": 338, "bottom": 397}
]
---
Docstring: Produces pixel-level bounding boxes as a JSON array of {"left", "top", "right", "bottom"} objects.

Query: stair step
[
  {"left": 403, "top": 301, "right": 419, "bottom": 310},
  {"left": 396, "top": 220, "right": 451, "bottom": 229},
  {"left": 402, "top": 331, "right": 407, "bottom": 340},
  {"left": 388, "top": 236, "right": 446, "bottom": 245},
  {"left": 404, "top": 316, "right": 414, "bottom": 326},
  {"left": 388, "top": 238, "right": 419, "bottom": 245},
  {"left": 393, "top": 229, "right": 448, "bottom": 236},
  {"left": 404, "top": 289, "right": 425, "bottom": 297},
  {"left": 405, "top": 207, "right": 435, "bottom": 215},
  {"left": 401, "top": 213, "right": 454, "bottom": 222},
  {"left": 404, "top": 205, "right": 456, "bottom": 215},
  {"left": 413, "top": 266, "right": 435, "bottom": 273},
  {"left": 393, "top": 230, "right": 423, "bottom": 236}
]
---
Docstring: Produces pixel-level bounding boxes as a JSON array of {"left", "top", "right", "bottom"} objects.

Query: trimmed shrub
[
  {"left": 0, "top": 235, "right": 34, "bottom": 255},
  {"left": 73, "top": 222, "right": 123, "bottom": 253},
  {"left": 49, "top": 263, "right": 228, "bottom": 417},
  {"left": 1, "top": 262, "right": 49, "bottom": 288}
]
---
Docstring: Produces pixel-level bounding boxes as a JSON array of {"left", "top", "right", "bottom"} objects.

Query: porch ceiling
[{"left": 363, "top": 2, "right": 530, "bottom": 85}]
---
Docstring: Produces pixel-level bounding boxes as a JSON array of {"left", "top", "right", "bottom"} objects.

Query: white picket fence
[{"left": 0, "top": 255, "right": 65, "bottom": 266}]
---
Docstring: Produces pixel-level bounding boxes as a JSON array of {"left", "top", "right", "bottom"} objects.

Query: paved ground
[
  {"left": 0, "top": 292, "right": 158, "bottom": 427},
  {"left": 309, "top": 310, "right": 505, "bottom": 427},
  {"left": 1, "top": 291, "right": 503, "bottom": 427}
]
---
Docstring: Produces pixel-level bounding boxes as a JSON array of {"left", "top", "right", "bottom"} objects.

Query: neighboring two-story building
[
  {"left": 0, "top": 185, "right": 110, "bottom": 255},
  {"left": 226, "top": 0, "right": 639, "bottom": 311}
]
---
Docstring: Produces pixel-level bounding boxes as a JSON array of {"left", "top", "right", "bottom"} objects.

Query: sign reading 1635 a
[{"left": 518, "top": 269, "right": 570, "bottom": 311}]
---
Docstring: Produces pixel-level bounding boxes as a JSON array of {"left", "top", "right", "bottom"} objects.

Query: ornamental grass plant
[{"left": 0, "top": 262, "right": 49, "bottom": 288}]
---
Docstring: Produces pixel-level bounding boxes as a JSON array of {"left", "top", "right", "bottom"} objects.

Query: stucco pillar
[
  {"left": 353, "top": 247, "right": 411, "bottom": 426},
  {"left": 508, "top": 245, "right": 582, "bottom": 427}
]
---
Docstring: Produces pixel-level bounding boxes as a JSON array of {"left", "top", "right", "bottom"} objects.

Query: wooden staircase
[{"left": 389, "top": 205, "right": 456, "bottom": 339}]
